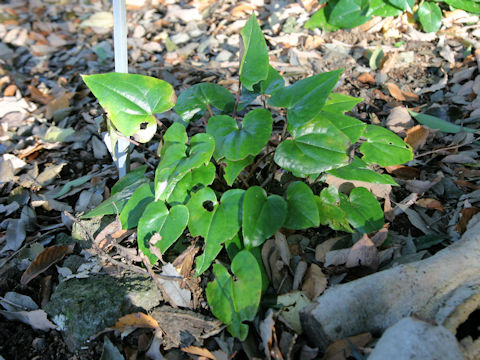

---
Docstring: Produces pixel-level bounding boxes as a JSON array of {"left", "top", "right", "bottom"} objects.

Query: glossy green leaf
[
  {"left": 160, "top": 122, "right": 188, "bottom": 156},
  {"left": 274, "top": 116, "right": 351, "bottom": 176},
  {"left": 187, "top": 187, "right": 218, "bottom": 238},
  {"left": 82, "top": 178, "right": 149, "bottom": 218},
  {"left": 445, "top": 0, "right": 480, "bottom": 14},
  {"left": 269, "top": 69, "right": 342, "bottom": 128},
  {"left": 360, "top": 125, "right": 413, "bottom": 166},
  {"left": 340, "top": 187, "right": 384, "bottom": 233},
  {"left": 387, "top": 0, "right": 414, "bottom": 12},
  {"left": 137, "top": 201, "right": 189, "bottom": 264},
  {"left": 325, "top": 0, "right": 371, "bottom": 28},
  {"left": 315, "top": 186, "right": 353, "bottom": 232},
  {"left": 242, "top": 186, "right": 287, "bottom": 248},
  {"left": 175, "top": 83, "right": 235, "bottom": 122},
  {"left": 417, "top": 2, "right": 442, "bottom": 33},
  {"left": 207, "top": 109, "right": 272, "bottom": 161},
  {"left": 167, "top": 162, "right": 216, "bottom": 205},
  {"left": 328, "top": 156, "right": 398, "bottom": 185},
  {"left": 316, "top": 112, "right": 366, "bottom": 143},
  {"left": 283, "top": 182, "right": 319, "bottom": 230},
  {"left": 223, "top": 156, "right": 254, "bottom": 186},
  {"left": 322, "top": 93, "right": 363, "bottom": 114},
  {"left": 259, "top": 65, "right": 285, "bottom": 95},
  {"left": 195, "top": 189, "right": 245, "bottom": 275},
  {"left": 240, "top": 14, "right": 269, "bottom": 91},
  {"left": 111, "top": 165, "right": 148, "bottom": 195},
  {"left": 225, "top": 234, "right": 243, "bottom": 260},
  {"left": 369, "top": 0, "right": 402, "bottom": 16},
  {"left": 119, "top": 183, "right": 154, "bottom": 229},
  {"left": 82, "top": 73, "right": 175, "bottom": 140},
  {"left": 206, "top": 250, "right": 262, "bottom": 340},
  {"left": 155, "top": 130, "right": 215, "bottom": 201},
  {"left": 166, "top": 173, "right": 192, "bottom": 205},
  {"left": 305, "top": 7, "right": 340, "bottom": 31},
  {"left": 409, "top": 110, "right": 477, "bottom": 134}
]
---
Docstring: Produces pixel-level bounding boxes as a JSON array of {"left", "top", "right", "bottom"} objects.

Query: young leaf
[
  {"left": 137, "top": 201, "right": 189, "bottom": 264},
  {"left": 155, "top": 130, "right": 215, "bottom": 201},
  {"left": 325, "top": 0, "right": 371, "bottom": 28},
  {"left": 340, "top": 187, "right": 384, "bottom": 233},
  {"left": 284, "top": 182, "right": 319, "bottom": 230},
  {"left": 206, "top": 250, "right": 262, "bottom": 341},
  {"left": 322, "top": 93, "right": 363, "bottom": 114},
  {"left": 327, "top": 156, "right": 398, "bottom": 185},
  {"left": 274, "top": 116, "right": 351, "bottom": 176},
  {"left": 175, "top": 83, "right": 235, "bottom": 122},
  {"left": 417, "top": 2, "right": 442, "bottom": 33},
  {"left": 242, "top": 186, "right": 287, "bottom": 248},
  {"left": 207, "top": 109, "right": 272, "bottom": 161},
  {"left": 268, "top": 69, "right": 342, "bottom": 128},
  {"left": 444, "top": 0, "right": 480, "bottom": 14},
  {"left": 111, "top": 165, "right": 148, "bottom": 195},
  {"left": 360, "top": 125, "right": 413, "bottom": 167},
  {"left": 82, "top": 178, "right": 149, "bottom": 218},
  {"left": 223, "top": 156, "right": 255, "bottom": 186},
  {"left": 186, "top": 187, "right": 218, "bottom": 238},
  {"left": 119, "top": 183, "right": 154, "bottom": 229},
  {"left": 240, "top": 14, "right": 269, "bottom": 91},
  {"left": 315, "top": 187, "right": 353, "bottom": 233},
  {"left": 82, "top": 73, "right": 175, "bottom": 141},
  {"left": 409, "top": 110, "right": 477, "bottom": 134},
  {"left": 258, "top": 65, "right": 285, "bottom": 95},
  {"left": 195, "top": 189, "right": 245, "bottom": 275},
  {"left": 387, "top": 0, "right": 414, "bottom": 12}
]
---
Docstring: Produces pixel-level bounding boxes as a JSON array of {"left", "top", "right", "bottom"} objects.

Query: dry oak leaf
[
  {"left": 386, "top": 83, "right": 406, "bottom": 101},
  {"left": 301, "top": 263, "right": 328, "bottom": 300},
  {"left": 21, "top": 244, "right": 74, "bottom": 285},
  {"left": 385, "top": 165, "right": 420, "bottom": 179},
  {"left": 357, "top": 72, "right": 376, "bottom": 85},
  {"left": 416, "top": 198, "right": 444, "bottom": 211},
  {"left": 405, "top": 125, "right": 429, "bottom": 151},
  {"left": 110, "top": 312, "right": 160, "bottom": 333},
  {"left": 346, "top": 234, "right": 379, "bottom": 269}
]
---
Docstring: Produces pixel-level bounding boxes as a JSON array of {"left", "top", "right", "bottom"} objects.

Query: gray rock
[
  {"left": 368, "top": 317, "right": 464, "bottom": 360},
  {"left": 45, "top": 272, "right": 162, "bottom": 350},
  {"left": 0, "top": 42, "right": 14, "bottom": 62},
  {"left": 170, "top": 33, "right": 190, "bottom": 45},
  {"left": 215, "top": 50, "right": 232, "bottom": 62}
]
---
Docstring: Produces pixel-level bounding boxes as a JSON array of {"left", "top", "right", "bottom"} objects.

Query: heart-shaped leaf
[
  {"left": 175, "top": 83, "right": 235, "bottom": 122},
  {"left": 274, "top": 116, "right": 351, "bottom": 176},
  {"left": 388, "top": 0, "right": 414, "bottom": 12},
  {"left": 242, "top": 186, "right": 287, "bottom": 248},
  {"left": 82, "top": 177, "right": 149, "bottom": 218},
  {"left": 269, "top": 69, "right": 342, "bottom": 128},
  {"left": 155, "top": 124, "right": 215, "bottom": 201},
  {"left": 82, "top": 73, "right": 175, "bottom": 140},
  {"left": 284, "top": 182, "right": 319, "bottom": 230},
  {"left": 305, "top": 7, "right": 340, "bottom": 31},
  {"left": 111, "top": 166, "right": 148, "bottom": 195},
  {"left": 360, "top": 125, "right": 413, "bottom": 166},
  {"left": 315, "top": 186, "right": 353, "bottom": 232},
  {"left": 258, "top": 65, "right": 285, "bottom": 95},
  {"left": 322, "top": 93, "right": 363, "bottom": 114},
  {"left": 325, "top": 0, "right": 371, "bottom": 29},
  {"left": 194, "top": 189, "right": 245, "bottom": 275},
  {"left": 223, "top": 156, "right": 254, "bottom": 186},
  {"left": 120, "top": 183, "right": 154, "bottom": 229},
  {"left": 207, "top": 109, "right": 272, "bottom": 161},
  {"left": 137, "top": 201, "right": 189, "bottom": 264},
  {"left": 417, "top": 2, "right": 442, "bottom": 33},
  {"left": 369, "top": 0, "right": 402, "bottom": 17},
  {"left": 328, "top": 156, "right": 398, "bottom": 185},
  {"left": 340, "top": 187, "right": 384, "bottom": 233},
  {"left": 167, "top": 163, "right": 216, "bottom": 205},
  {"left": 206, "top": 250, "right": 261, "bottom": 340},
  {"left": 316, "top": 111, "right": 366, "bottom": 143},
  {"left": 187, "top": 187, "right": 218, "bottom": 238},
  {"left": 445, "top": 0, "right": 480, "bottom": 14},
  {"left": 240, "top": 14, "right": 269, "bottom": 91}
]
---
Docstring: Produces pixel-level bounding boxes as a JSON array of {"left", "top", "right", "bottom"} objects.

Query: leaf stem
[
  {"left": 232, "top": 78, "right": 242, "bottom": 119},
  {"left": 120, "top": 136, "right": 160, "bottom": 159}
]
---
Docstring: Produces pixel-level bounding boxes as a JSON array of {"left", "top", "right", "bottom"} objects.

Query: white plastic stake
[{"left": 112, "top": 0, "right": 130, "bottom": 178}]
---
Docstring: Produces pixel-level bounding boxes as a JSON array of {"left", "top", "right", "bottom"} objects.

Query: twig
[
  {"left": 120, "top": 135, "right": 160, "bottom": 159},
  {"left": 206, "top": 103, "right": 214, "bottom": 118},
  {"left": 244, "top": 149, "right": 275, "bottom": 185},
  {"left": 416, "top": 140, "right": 479, "bottom": 158}
]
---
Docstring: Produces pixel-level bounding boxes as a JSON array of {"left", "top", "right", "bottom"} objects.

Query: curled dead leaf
[
  {"left": 405, "top": 125, "right": 429, "bottom": 151},
  {"left": 386, "top": 83, "right": 406, "bottom": 101},
  {"left": 416, "top": 198, "right": 444, "bottom": 211},
  {"left": 110, "top": 312, "right": 160, "bottom": 333},
  {"left": 455, "top": 207, "right": 480, "bottom": 234},
  {"left": 181, "top": 346, "right": 216, "bottom": 360},
  {"left": 346, "top": 234, "right": 379, "bottom": 269},
  {"left": 357, "top": 72, "right": 375, "bottom": 85},
  {"left": 21, "top": 244, "right": 74, "bottom": 285}
]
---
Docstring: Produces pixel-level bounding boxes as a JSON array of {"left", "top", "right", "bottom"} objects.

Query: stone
[{"left": 45, "top": 272, "right": 162, "bottom": 350}]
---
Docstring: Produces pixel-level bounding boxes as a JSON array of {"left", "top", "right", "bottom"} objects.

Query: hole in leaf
[
  {"left": 140, "top": 122, "right": 148, "bottom": 130},
  {"left": 202, "top": 200, "right": 215, "bottom": 212},
  {"left": 388, "top": 142, "right": 393, "bottom": 145}
]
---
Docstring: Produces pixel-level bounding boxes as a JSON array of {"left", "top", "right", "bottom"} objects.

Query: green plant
[
  {"left": 82, "top": 14, "right": 413, "bottom": 340},
  {"left": 306, "top": 0, "right": 480, "bottom": 34}
]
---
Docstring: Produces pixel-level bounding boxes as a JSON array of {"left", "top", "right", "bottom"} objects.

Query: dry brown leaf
[
  {"left": 371, "top": 223, "right": 389, "bottom": 246},
  {"left": 416, "top": 198, "right": 444, "bottom": 211},
  {"left": 454, "top": 179, "right": 480, "bottom": 191},
  {"left": 385, "top": 165, "right": 420, "bottom": 179},
  {"left": 300, "top": 0, "right": 318, "bottom": 12},
  {"left": 405, "top": 125, "right": 429, "bottom": 151},
  {"left": 402, "top": 90, "right": 419, "bottom": 102},
  {"left": 304, "top": 35, "right": 324, "bottom": 50},
  {"left": 372, "top": 88, "right": 389, "bottom": 101},
  {"left": 110, "top": 312, "right": 160, "bottom": 332},
  {"left": 45, "top": 92, "right": 74, "bottom": 119},
  {"left": 94, "top": 218, "right": 124, "bottom": 251},
  {"left": 346, "top": 234, "right": 379, "bottom": 269},
  {"left": 181, "top": 346, "right": 216, "bottom": 359},
  {"left": 4, "top": 84, "right": 18, "bottom": 96},
  {"left": 172, "top": 245, "right": 199, "bottom": 277},
  {"left": 386, "top": 83, "right": 406, "bottom": 101},
  {"left": 323, "top": 333, "right": 372, "bottom": 360},
  {"left": 21, "top": 244, "right": 74, "bottom": 285},
  {"left": 380, "top": 51, "right": 398, "bottom": 74},
  {"left": 301, "top": 263, "right": 327, "bottom": 300},
  {"left": 231, "top": 3, "right": 256, "bottom": 17},
  {"left": 455, "top": 207, "right": 480, "bottom": 234},
  {"left": 357, "top": 72, "right": 375, "bottom": 85}
]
